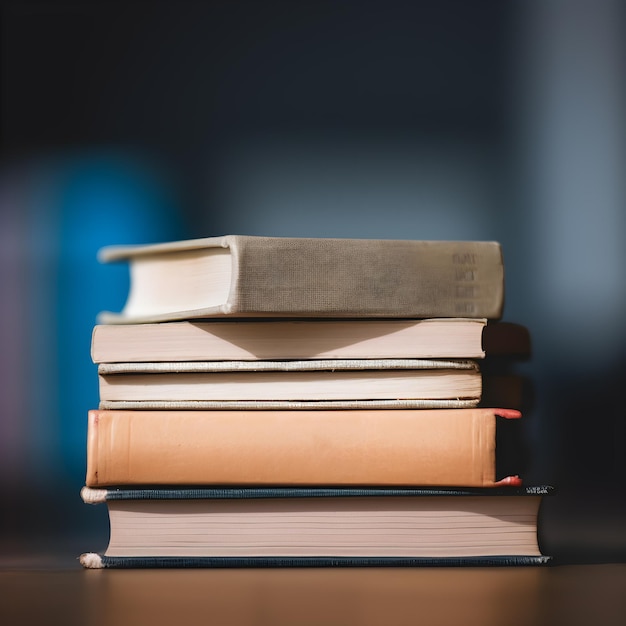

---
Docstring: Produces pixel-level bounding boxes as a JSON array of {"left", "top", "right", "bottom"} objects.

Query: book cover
[{"left": 97, "top": 235, "right": 504, "bottom": 322}]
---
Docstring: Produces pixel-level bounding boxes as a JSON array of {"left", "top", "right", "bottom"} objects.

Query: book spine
[
  {"left": 83, "top": 485, "right": 553, "bottom": 503},
  {"left": 97, "top": 399, "right": 481, "bottom": 410},
  {"left": 85, "top": 408, "right": 498, "bottom": 488},
  {"left": 84, "top": 555, "right": 552, "bottom": 569},
  {"left": 97, "top": 358, "right": 480, "bottom": 374},
  {"left": 229, "top": 237, "right": 504, "bottom": 318}
]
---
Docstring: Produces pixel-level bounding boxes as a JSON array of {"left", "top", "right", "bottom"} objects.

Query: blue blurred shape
[{"left": 28, "top": 153, "right": 187, "bottom": 485}]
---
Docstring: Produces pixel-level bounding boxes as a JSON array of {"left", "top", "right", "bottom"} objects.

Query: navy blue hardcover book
[{"left": 80, "top": 486, "right": 552, "bottom": 569}]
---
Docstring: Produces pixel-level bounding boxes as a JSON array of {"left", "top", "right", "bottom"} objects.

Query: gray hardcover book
[{"left": 97, "top": 235, "right": 504, "bottom": 323}]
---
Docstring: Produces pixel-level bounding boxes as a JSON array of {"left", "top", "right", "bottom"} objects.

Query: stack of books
[{"left": 79, "top": 235, "right": 552, "bottom": 568}]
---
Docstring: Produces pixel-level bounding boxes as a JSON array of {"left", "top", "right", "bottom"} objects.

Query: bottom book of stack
[{"left": 79, "top": 485, "right": 553, "bottom": 568}]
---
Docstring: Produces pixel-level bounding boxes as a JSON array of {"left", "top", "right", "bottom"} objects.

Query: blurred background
[{"left": 0, "top": 0, "right": 624, "bottom": 563}]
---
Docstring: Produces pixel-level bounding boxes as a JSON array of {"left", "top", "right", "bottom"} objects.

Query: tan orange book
[
  {"left": 97, "top": 235, "right": 504, "bottom": 323},
  {"left": 85, "top": 408, "right": 522, "bottom": 488}
]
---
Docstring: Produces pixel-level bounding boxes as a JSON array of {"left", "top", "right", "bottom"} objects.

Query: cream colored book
[
  {"left": 97, "top": 235, "right": 504, "bottom": 323},
  {"left": 91, "top": 318, "right": 488, "bottom": 363},
  {"left": 97, "top": 358, "right": 482, "bottom": 409}
]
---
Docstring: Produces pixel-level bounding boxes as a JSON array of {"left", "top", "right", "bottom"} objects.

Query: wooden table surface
[{"left": 1, "top": 556, "right": 624, "bottom": 626}]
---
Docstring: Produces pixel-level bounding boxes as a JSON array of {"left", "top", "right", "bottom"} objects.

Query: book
[
  {"left": 91, "top": 317, "right": 489, "bottom": 363},
  {"left": 79, "top": 485, "right": 553, "bottom": 568},
  {"left": 85, "top": 407, "right": 523, "bottom": 487},
  {"left": 96, "top": 358, "right": 482, "bottom": 409},
  {"left": 97, "top": 235, "right": 504, "bottom": 323}
]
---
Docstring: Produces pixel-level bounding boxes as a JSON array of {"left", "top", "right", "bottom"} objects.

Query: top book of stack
[{"left": 97, "top": 235, "right": 504, "bottom": 324}]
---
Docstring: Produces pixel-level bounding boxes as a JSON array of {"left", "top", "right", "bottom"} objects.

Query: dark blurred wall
[{"left": 0, "top": 0, "right": 624, "bottom": 561}]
